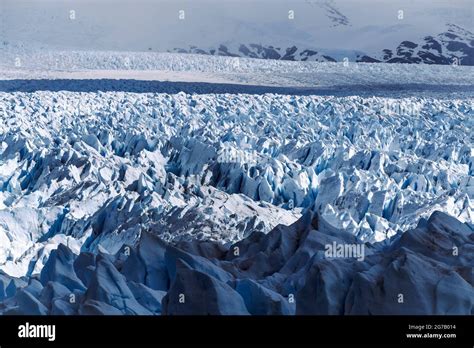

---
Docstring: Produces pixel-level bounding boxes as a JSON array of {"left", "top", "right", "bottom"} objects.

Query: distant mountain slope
[
  {"left": 1, "top": 0, "right": 473, "bottom": 65},
  {"left": 171, "top": 24, "right": 474, "bottom": 65},
  {"left": 377, "top": 24, "right": 474, "bottom": 65}
]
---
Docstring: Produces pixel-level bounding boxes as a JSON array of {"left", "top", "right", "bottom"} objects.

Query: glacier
[
  {"left": 0, "top": 52, "right": 473, "bottom": 315},
  {"left": 0, "top": 210, "right": 472, "bottom": 315}
]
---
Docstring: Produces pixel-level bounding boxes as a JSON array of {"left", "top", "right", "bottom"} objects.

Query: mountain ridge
[{"left": 170, "top": 24, "right": 474, "bottom": 65}]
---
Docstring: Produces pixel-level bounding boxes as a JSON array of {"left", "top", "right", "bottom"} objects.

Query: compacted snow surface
[{"left": 0, "top": 52, "right": 473, "bottom": 315}]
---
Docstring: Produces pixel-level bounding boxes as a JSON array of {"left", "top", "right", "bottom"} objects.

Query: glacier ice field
[{"left": 0, "top": 53, "right": 473, "bottom": 315}]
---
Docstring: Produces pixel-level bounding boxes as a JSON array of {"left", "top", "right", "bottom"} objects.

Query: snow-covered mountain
[
  {"left": 376, "top": 24, "right": 474, "bottom": 65},
  {"left": 171, "top": 23, "right": 474, "bottom": 65},
  {"left": 1, "top": 0, "right": 473, "bottom": 65}
]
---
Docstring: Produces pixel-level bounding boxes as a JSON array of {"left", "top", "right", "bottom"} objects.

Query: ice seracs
[
  {"left": 0, "top": 50, "right": 472, "bottom": 314},
  {"left": 0, "top": 210, "right": 472, "bottom": 315},
  {"left": 0, "top": 75, "right": 473, "bottom": 277}
]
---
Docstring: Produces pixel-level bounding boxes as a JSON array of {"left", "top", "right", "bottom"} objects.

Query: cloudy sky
[{"left": 1, "top": 0, "right": 472, "bottom": 52}]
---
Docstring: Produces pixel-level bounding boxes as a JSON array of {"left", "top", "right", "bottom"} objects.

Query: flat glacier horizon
[
  {"left": 0, "top": 52, "right": 472, "bottom": 315},
  {"left": 1, "top": 51, "right": 474, "bottom": 96}
]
